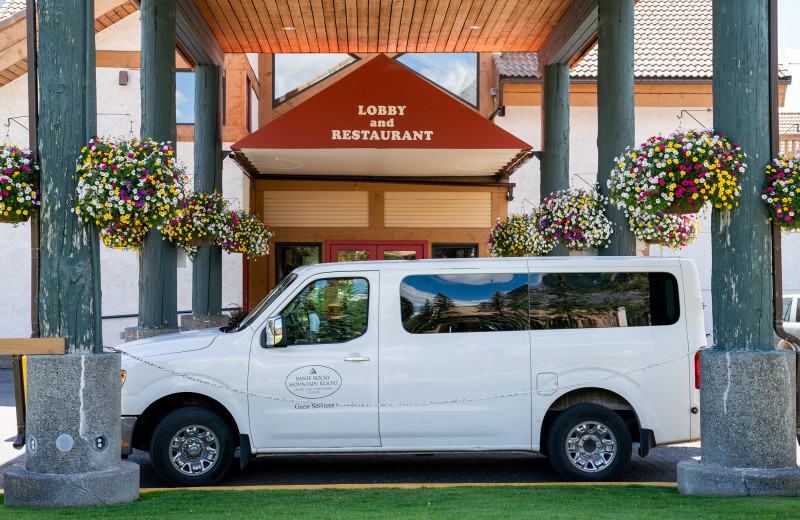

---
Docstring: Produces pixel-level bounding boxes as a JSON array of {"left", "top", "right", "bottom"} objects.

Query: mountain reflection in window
[
  {"left": 528, "top": 272, "right": 678, "bottom": 329},
  {"left": 400, "top": 274, "right": 528, "bottom": 333}
]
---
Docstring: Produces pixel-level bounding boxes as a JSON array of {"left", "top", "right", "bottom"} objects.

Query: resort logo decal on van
[{"left": 285, "top": 365, "right": 342, "bottom": 399}]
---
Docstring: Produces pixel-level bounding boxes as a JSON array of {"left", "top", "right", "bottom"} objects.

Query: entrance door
[{"left": 328, "top": 241, "right": 426, "bottom": 262}]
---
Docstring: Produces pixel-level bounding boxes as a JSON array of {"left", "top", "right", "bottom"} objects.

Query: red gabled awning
[{"left": 231, "top": 54, "right": 533, "bottom": 179}]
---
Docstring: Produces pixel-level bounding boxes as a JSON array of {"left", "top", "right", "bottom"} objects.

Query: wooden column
[
  {"left": 36, "top": 0, "right": 102, "bottom": 353},
  {"left": 139, "top": 0, "right": 178, "bottom": 329},
  {"left": 540, "top": 62, "right": 570, "bottom": 256},
  {"left": 192, "top": 64, "right": 223, "bottom": 316},
  {"left": 597, "top": 0, "right": 636, "bottom": 256},
  {"left": 711, "top": 0, "right": 772, "bottom": 351}
]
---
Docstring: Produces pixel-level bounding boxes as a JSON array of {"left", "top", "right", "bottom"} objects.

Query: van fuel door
[{"left": 537, "top": 372, "right": 558, "bottom": 396}]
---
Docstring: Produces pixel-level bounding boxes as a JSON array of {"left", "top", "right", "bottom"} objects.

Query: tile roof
[
  {"left": 493, "top": 52, "right": 539, "bottom": 79},
  {"left": 572, "top": 0, "right": 713, "bottom": 79},
  {"left": 0, "top": 0, "right": 25, "bottom": 22},
  {"left": 780, "top": 112, "right": 800, "bottom": 135},
  {"left": 495, "top": 0, "right": 789, "bottom": 81}
]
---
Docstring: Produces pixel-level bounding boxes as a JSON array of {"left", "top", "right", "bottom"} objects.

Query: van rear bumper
[{"left": 121, "top": 416, "right": 137, "bottom": 457}]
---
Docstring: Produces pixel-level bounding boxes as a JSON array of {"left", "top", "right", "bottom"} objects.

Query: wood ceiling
[{"left": 192, "top": 0, "right": 575, "bottom": 54}]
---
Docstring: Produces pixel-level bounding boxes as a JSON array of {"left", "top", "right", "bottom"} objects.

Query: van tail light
[{"left": 694, "top": 350, "right": 701, "bottom": 389}]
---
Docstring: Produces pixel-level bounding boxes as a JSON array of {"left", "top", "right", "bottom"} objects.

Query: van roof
[{"left": 289, "top": 256, "right": 692, "bottom": 275}]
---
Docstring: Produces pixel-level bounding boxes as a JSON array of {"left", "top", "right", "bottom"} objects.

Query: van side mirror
[{"left": 262, "top": 316, "right": 287, "bottom": 348}]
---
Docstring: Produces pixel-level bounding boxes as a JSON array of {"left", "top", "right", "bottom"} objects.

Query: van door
[
  {"left": 378, "top": 268, "right": 532, "bottom": 451},
  {"left": 247, "top": 271, "right": 380, "bottom": 449}
]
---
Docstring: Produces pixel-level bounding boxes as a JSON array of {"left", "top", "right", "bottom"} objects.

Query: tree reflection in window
[
  {"left": 282, "top": 278, "right": 368, "bottom": 344},
  {"left": 400, "top": 274, "right": 528, "bottom": 333},
  {"left": 528, "top": 272, "right": 678, "bottom": 329}
]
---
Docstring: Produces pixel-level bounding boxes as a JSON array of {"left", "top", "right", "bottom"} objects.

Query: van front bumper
[{"left": 121, "top": 416, "right": 137, "bottom": 457}]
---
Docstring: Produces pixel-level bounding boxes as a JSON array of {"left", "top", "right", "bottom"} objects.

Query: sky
[{"left": 778, "top": 0, "right": 800, "bottom": 110}]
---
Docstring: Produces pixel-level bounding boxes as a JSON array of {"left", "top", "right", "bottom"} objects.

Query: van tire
[
  {"left": 546, "top": 404, "right": 631, "bottom": 481},
  {"left": 150, "top": 406, "right": 234, "bottom": 487}
]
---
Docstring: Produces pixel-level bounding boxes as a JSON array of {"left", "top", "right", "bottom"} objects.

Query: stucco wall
[{"left": 0, "top": 16, "right": 245, "bottom": 347}]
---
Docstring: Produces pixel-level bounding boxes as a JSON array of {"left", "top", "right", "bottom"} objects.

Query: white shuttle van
[{"left": 119, "top": 257, "right": 705, "bottom": 486}]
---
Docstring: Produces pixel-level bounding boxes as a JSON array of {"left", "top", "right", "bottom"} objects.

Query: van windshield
[{"left": 235, "top": 274, "right": 297, "bottom": 331}]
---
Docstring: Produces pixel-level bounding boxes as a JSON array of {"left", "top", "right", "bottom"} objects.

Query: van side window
[
  {"left": 529, "top": 272, "right": 680, "bottom": 329},
  {"left": 400, "top": 274, "right": 528, "bottom": 333},
  {"left": 282, "top": 278, "right": 369, "bottom": 344}
]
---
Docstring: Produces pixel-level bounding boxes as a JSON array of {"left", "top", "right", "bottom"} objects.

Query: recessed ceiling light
[
  {"left": 469, "top": 25, "right": 481, "bottom": 30},
  {"left": 282, "top": 26, "right": 296, "bottom": 31}
]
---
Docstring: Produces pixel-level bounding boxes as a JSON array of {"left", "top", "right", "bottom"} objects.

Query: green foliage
[{"left": 3, "top": 486, "right": 799, "bottom": 519}]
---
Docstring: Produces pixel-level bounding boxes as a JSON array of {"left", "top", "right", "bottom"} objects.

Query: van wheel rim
[
  {"left": 169, "top": 425, "right": 219, "bottom": 476},
  {"left": 564, "top": 421, "right": 617, "bottom": 473}
]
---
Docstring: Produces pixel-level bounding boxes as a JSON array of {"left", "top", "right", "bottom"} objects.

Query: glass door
[{"left": 328, "top": 241, "right": 426, "bottom": 262}]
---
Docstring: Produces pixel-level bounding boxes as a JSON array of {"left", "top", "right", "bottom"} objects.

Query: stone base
[
  {"left": 678, "top": 459, "right": 800, "bottom": 496},
  {"left": 124, "top": 326, "right": 180, "bottom": 342},
  {"left": 3, "top": 461, "right": 140, "bottom": 507},
  {"left": 180, "top": 313, "right": 229, "bottom": 330},
  {"left": 677, "top": 349, "right": 800, "bottom": 496}
]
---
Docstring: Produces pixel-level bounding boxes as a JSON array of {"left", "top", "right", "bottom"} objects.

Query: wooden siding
[
  {"left": 192, "top": 0, "right": 573, "bottom": 54},
  {"left": 263, "top": 191, "right": 370, "bottom": 227},
  {"left": 384, "top": 192, "right": 491, "bottom": 228},
  {"left": 502, "top": 81, "right": 790, "bottom": 108}
]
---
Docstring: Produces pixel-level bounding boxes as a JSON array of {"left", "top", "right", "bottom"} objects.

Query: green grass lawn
[{"left": 2, "top": 485, "right": 798, "bottom": 519}]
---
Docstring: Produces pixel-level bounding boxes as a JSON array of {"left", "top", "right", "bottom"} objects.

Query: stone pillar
[
  {"left": 677, "top": 0, "right": 800, "bottom": 496},
  {"left": 540, "top": 62, "right": 570, "bottom": 257},
  {"left": 4, "top": 355, "right": 139, "bottom": 507},
  {"left": 596, "top": 0, "right": 636, "bottom": 256},
  {"left": 183, "top": 64, "right": 228, "bottom": 331},
  {"left": 126, "top": 0, "right": 179, "bottom": 341}
]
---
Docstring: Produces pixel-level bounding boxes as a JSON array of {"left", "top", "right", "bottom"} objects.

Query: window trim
[
  {"left": 393, "top": 52, "right": 480, "bottom": 109},
  {"left": 272, "top": 53, "right": 361, "bottom": 108}
]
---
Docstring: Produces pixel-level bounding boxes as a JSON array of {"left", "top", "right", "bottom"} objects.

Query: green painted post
[
  {"left": 36, "top": 0, "right": 101, "bottom": 353},
  {"left": 711, "top": 1, "right": 772, "bottom": 351},
  {"left": 192, "top": 64, "right": 223, "bottom": 316},
  {"left": 597, "top": 0, "right": 636, "bottom": 256},
  {"left": 138, "top": 0, "right": 178, "bottom": 330},
  {"left": 540, "top": 62, "right": 570, "bottom": 256}
]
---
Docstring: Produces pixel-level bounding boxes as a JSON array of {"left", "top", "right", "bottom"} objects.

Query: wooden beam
[
  {"left": 175, "top": 0, "right": 225, "bottom": 66},
  {"left": 537, "top": 0, "right": 598, "bottom": 72},
  {"left": 596, "top": 0, "right": 636, "bottom": 256},
  {"left": 139, "top": 0, "right": 179, "bottom": 330},
  {"left": 0, "top": 338, "right": 66, "bottom": 355}
]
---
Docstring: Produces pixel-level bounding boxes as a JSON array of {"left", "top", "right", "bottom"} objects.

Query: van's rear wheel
[
  {"left": 546, "top": 404, "right": 631, "bottom": 481},
  {"left": 150, "top": 406, "right": 234, "bottom": 487}
]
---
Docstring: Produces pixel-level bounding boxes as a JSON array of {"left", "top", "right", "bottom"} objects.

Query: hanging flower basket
[
  {"left": 1, "top": 143, "right": 40, "bottom": 225},
  {"left": 74, "top": 137, "right": 187, "bottom": 250},
  {"left": 626, "top": 210, "right": 700, "bottom": 250},
  {"left": 763, "top": 154, "right": 800, "bottom": 230},
  {"left": 661, "top": 198, "right": 705, "bottom": 215},
  {"left": 488, "top": 213, "right": 552, "bottom": 257},
  {"left": 217, "top": 209, "right": 274, "bottom": 258},
  {"left": 608, "top": 129, "right": 745, "bottom": 216},
  {"left": 536, "top": 187, "right": 613, "bottom": 250},
  {"left": 161, "top": 190, "right": 229, "bottom": 260}
]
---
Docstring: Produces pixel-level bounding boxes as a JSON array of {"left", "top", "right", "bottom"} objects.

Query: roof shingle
[
  {"left": 495, "top": 0, "right": 789, "bottom": 81},
  {"left": 0, "top": 0, "right": 25, "bottom": 22}
]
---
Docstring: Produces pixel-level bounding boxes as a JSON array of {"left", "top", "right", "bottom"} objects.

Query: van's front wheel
[
  {"left": 150, "top": 407, "right": 234, "bottom": 487},
  {"left": 546, "top": 404, "right": 631, "bottom": 481}
]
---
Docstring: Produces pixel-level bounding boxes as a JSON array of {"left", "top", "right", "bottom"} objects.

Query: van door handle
[{"left": 344, "top": 356, "right": 370, "bottom": 362}]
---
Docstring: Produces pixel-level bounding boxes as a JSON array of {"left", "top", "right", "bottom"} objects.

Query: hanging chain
[{"left": 107, "top": 346, "right": 702, "bottom": 409}]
